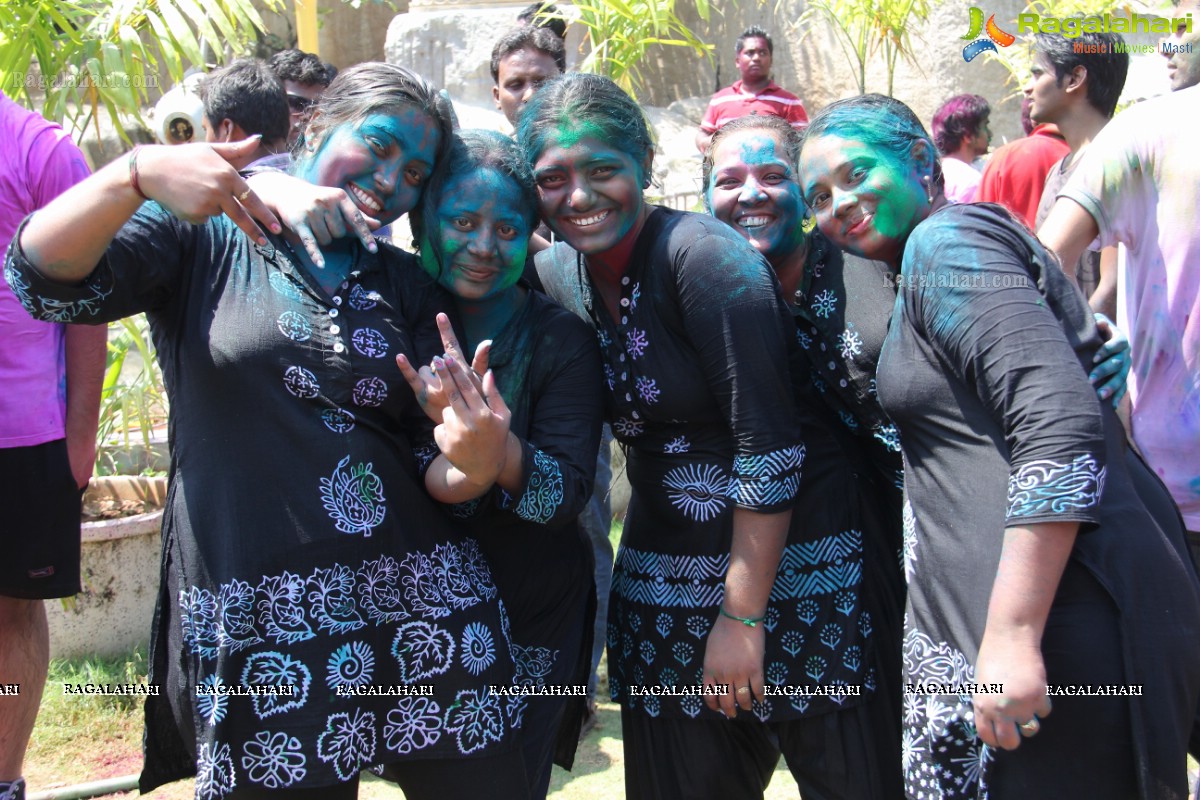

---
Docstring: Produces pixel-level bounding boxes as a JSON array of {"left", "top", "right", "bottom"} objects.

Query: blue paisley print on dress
[{"left": 320, "top": 455, "right": 386, "bottom": 536}]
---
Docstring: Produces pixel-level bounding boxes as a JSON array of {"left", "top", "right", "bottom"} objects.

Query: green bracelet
[{"left": 719, "top": 606, "right": 766, "bottom": 627}]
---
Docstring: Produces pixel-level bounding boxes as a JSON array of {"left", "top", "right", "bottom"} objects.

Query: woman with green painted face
[
  {"left": 395, "top": 128, "right": 603, "bottom": 799},
  {"left": 6, "top": 64, "right": 531, "bottom": 800},
  {"left": 519, "top": 72, "right": 890, "bottom": 800},
  {"left": 798, "top": 93, "right": 1200, "bottom": 800}
]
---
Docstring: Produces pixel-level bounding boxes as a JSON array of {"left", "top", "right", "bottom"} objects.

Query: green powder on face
[
  {"left": 552, "top": 117, "right": 605, "bottom": 150},
  {"left": 418, "top": 237, "right": 441, "bottom": 279}
]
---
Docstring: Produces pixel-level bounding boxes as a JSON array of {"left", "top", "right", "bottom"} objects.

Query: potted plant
[{"left": 48, "top": 315, "right": 171, "bottom": 659}]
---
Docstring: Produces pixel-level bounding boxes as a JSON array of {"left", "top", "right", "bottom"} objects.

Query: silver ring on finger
[{"left": 1018, "top": 717, "right": 1040, "bottom": 736}]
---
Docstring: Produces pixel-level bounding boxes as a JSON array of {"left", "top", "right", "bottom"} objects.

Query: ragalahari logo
[{"left": 962, "top": 7, "right": 1016, "bottom": 62}]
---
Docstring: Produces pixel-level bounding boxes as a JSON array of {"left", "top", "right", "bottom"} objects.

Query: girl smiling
[
  {"left": 7, "top": 64, "right": 527, "bottom": 799},
  {"left": 400, "top": 129, "right": 602, "bottom": 799},
  {"left": 798, "top": 93, "right": 1200, "bottom": 800},
  {"left": 703, "top": 112, "right": 907, "bottom": 800},
  {"left": 521, "top": 73, "right": 886, "bottom": 800}
]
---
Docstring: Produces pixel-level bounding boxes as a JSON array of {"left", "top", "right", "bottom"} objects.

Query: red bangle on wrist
[{"left": 128, "top": 145, "right": 149, "bottom": 201}]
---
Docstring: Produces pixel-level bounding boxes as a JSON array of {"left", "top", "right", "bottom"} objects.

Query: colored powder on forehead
[
  {"left": 367, "top": 107, "right": 438, "bottom": 151},
  {"left": 440, "top": 167, "right": 532, "bottom": 230},
  {"left": 814, "top": 118, "right": 904, "bottom": 167},
  {"left": 453, "top": 167, "right": 520, "bottom": 203},
  {"left": 706, "top": 133, "right": 786, "bottom": 201},
  {"left": 738, "top": 136, "right": 788, "bottom": 169},
  {"left": 294, "top": 107, "right": 436, "bottom": 178},
  {"left": 551, "top": 118, "right": 607, "bottom": 150}
]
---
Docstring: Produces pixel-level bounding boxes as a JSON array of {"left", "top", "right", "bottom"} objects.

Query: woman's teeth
[
  {"left": 349, "top": 184, "right": 381, "bottom": 212},
  {"left": 569, "top": 210, "right": 610, "bottom": 227}
]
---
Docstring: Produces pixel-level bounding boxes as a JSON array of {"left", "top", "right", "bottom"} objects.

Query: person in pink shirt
[
  {"left": 931, "top": 93, "right": 991, "bottom": 203},
  {"left": 1040, "top": 84, "right": 1200, "bottom": 571},
  {"left": 0, "top": 91, "right": 105, "bottom": 800}
]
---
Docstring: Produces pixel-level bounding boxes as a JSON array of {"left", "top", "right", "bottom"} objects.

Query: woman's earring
[{"left": 922, "top": 174, "right": 934, "bottom": 205}]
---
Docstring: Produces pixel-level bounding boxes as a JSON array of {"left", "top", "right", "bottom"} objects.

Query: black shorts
[{"left": 0, "top": 439, "right": 83, "bottom": 599}]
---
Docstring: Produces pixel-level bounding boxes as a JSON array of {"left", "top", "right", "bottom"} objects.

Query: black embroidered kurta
[
  {"left": 536, "top": 207, "right": 871, "bottom": 722},
  {"left": 5, "top": 205, "right": 520, "bottom": 798},
  {"left": 794, "top": 231, "right": 904, "bottom": 518},
  {"left": 792, "top": 232, "right": 910, "bottom": 771},
  {"left": 430, "top": 289, "right": 602, "bottom": 781},
  {"left": 877, "top": 204, "right": 1200, "bottom": 798}
]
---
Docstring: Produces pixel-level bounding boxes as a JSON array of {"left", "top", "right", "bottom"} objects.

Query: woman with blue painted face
[
  {"left": 703, "top": 112, "right": 908, "bottom": 800},
  {"left": 519, "top": 72, "right": 889, "bottom": 800},
  {"left": 703, "top": 114, "right": 1144, "bottom": 798},
  {"left": 704, "top": 113, "right": 1131, "bottom": 525},
  {"left": 6, "top": 64, "right": 530, "bottom": 800},
  {"left": 396, "top": 129, "right": 602, "bottom": 799},
  {"left": 798, "top": 94, "right": 1200, "bottom": 800}
]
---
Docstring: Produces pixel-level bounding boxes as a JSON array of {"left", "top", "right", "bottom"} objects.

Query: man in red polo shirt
[
  {"left": 695, "top": 26, "right": 808, "bottom": 154},
  {"left": 977, "top": 97, "right": 1069, "bottom": 228}
]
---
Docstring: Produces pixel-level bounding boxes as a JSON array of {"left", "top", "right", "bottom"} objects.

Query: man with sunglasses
[{"left": 269, "top": 49, "right": 338, "bottom": 148}]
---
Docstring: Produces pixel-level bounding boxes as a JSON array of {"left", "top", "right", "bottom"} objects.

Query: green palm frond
[
  {"left": 547, "top": 0, "right": 714, "bottom": 96},
  {"left": 0, "top": 0, "right": 281, "bottom": 142}
]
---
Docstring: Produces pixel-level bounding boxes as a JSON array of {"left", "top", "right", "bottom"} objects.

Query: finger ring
[
  {"left": 1019, "top": 718, "right": 1040, "bottom": 736},
  {"left": 736, "top": 686, "right": 750, "bottom": 696},
  {"left": 237, "top": 189, "right": 252, "bottom": 202}
]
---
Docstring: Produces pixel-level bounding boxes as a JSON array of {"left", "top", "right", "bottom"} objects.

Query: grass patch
[
  {"left": 27, "top": 646, "right": 148, "bottom": 788},
  {"left": 26, "top": 567, "right": 801, "bottom": 800},
  {"left": 609, "top": 516, "right": 624, "bottom": 551}
]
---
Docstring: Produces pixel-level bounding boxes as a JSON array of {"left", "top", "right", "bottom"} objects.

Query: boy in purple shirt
[{"left": 0, "top": 91, "right": 104, "bottom": 800}]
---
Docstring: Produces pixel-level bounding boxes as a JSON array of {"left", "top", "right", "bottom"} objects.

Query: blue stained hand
[{"left": 1089, "top": 312, "right": 1130, "bottom": 407}]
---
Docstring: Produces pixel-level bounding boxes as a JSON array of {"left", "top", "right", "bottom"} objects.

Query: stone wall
[
  {"left": 622, "top": 0, "right": 1030, "bottom": 146},
  {"left": 379, "top": 0, "right": 1031, "bottom": 144},
  {"left": 384, "top": 3, "right": 586, "bottom": 108}
]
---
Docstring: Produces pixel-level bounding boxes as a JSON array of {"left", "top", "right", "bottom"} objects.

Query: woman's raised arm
[{"left": 20, "top": 139, "right": 279, "bottom": 283}]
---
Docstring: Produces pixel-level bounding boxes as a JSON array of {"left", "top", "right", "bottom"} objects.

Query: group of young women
[{"left": 6, "top": 59, "right": 1199, "bottom": 800}]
